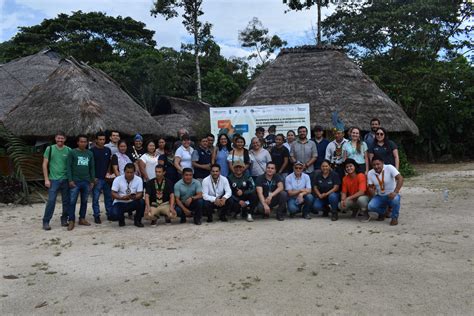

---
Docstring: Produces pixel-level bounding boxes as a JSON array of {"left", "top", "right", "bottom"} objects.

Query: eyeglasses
[
  {"left": 294, "top": 166, "right": 303, "bottom": 170},
  {"left": 376, "top": 133, "right": 384, "bottom": 136}
]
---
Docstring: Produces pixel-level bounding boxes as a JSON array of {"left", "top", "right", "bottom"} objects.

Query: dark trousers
[
  {"left": 257, "top": 191, "right": 288, "bottom": 217},
  {"left": 332, "top": 164, "right": 345, "bottom": 182},
  {"left": 203, "top": 198, "right": 232, "bottom": 219},
  {"left": 231, "top": 193, "right": 257, "bottom": 216},
  {"left": 112, "top": 200, "right": 145, "bottom": 224},
  {"left": 175, "top": 199, "right": 203, "bottom": 222}
]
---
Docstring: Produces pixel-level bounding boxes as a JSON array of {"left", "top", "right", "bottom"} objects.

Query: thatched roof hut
[
  {"left": 0, "top": 48, "right": 61, "bottom": 121},
  {"left": 234, "top": 46, "right": 419, "bottom": 134},
  {"left": 4, "top": 56, "right": 160, "bottom": 137},
  {"left": 151, "top": 96, "right": 210, "bottom": 137}
]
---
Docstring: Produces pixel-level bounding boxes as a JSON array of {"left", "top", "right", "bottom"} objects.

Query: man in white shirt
[
  {"left": 367, "top": 156, "right": 404, "bottom": 226},
  {"left": 285, "top": 161, "right": 314, "bottom": 220},
  {"left": 111, "top": 163, "right": 145, "bottom": 227},
  {"left": 325, "top": 128, "right": 348, "bottom": 180},
  {"left": 202, "top": 164, "right": 232, "bottom": 222}
]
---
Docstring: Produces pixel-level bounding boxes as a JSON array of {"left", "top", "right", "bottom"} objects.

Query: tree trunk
[
  {"left": 194, "top": 17, "right": 202, "bottom": 101},
  {"left": 317, "top": 0, "right": 322, "bottom": 45}
]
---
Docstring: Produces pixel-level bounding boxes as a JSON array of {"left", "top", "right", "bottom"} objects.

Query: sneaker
[
  {"left": 219, "top": 216, "right": 228, "bottom": 222},
  {"left": 207, "top": 214, "right": 213, "bottom": 223},
  {"left": 390, "top": 218, "right": 398, "bottom": 226},
  {"left": 377, "top": 214, "right": 385, "bottom": 221},
  {"left": 322, "top": 211, "right": 329, "bottom": 217},
  {"left": 42, "top": 223, "right": 51, "bottom": 231},
  {"left": 119, "top": 220, "right": 125, "bottom": 227},
  {"left": 276, "top": 215, "right": 284, "bottom": 221},
  {"left": 180, "top": 217, "right": 186, "bottom": 224},
  {"left": 165, "top": 218, "right": 171, "bottom": 224},
  {"left": 289, "top": 213, "right": 295, "bottom": 218},
  {"left": 246, "top": 214, "right": 254, "bottom": 222},
  {"left": 150, "top": 220, "right": 157, "bottom": 226},
  {"left": 331, "top": 213, "right": 339, "bottom": 221},
  {"left": 361, "top": 212, "right": 378, "bottom": 223},
  {"left": 134, "top": 221, "right": 144, "bottom": 228},
  {"left": 94, "top": 216, "right": 102, "bottom": 224},
  {"left": 303, "top": 214, "right": 311, "bottom": 220},
  {"left": 194, "top": 218, "right": 202, "bottom": 225},
  {"left": 60, "top": 216, "right": 68, "bottom": 227}
]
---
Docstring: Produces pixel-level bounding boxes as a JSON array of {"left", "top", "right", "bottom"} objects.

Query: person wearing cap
[
  {"left": 227, "top": 160, "right": 257, "bottom": 222},
  {"left": 285, "top": 161, "right": 313, "bottom": 220},
  {"left": 290, "top": 126, "right": 318, "bottom": 177},
  {"left": 265, "top": 125, "right": 277, "bottom": 148},
  {"left": 127, "top": 134, "right": 146, "bottom": 163},
  {"left": 311, "top": 125, "right": 330, "bottom": 171},
  {"left": 367, "top": 156, "right": 403, "bottom": 225},
  {"left": 339, "top": 159, "right": 369, "bottom": 220},
  {"left": 255, "top": 162, "right": 288, "bottom": 221},
  {"left": 202, "top": 164, "right": 232, "bottom": 222},
  {"left": 325, "top": 128, "right": 348, "bottom": 181}
]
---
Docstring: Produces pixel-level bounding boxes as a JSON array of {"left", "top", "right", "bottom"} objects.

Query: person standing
[
  {"left": 174, "top": 135, "right": 194, "bottom": 175},
  {"left": 227, "top": 161, "right": 257, "bottom": 222},
  {"left": 249, "top": 137, "right": 272, "bottom": 180},
  {"left": 325, "top": 128, "right": 348, "bottom": 180},
  {"left": 127, "top": 134, "right": 146, "bottom": 164},
  {"left": 270, "top": 134, "right": 290, "bottom": 177},
  {"left": 111, "top": 140, "right": 132, "bottom": 177},
  {"left": 265, "top": 125, "right": 277, "bottom": 148},
  {"left": 290, "top": 126, "right": 318, "bottom": 176},
  {"left": 105, "top": 130, "right": 120, "bottom": 156},
  {"left": 212, "top": 134, "right": 232, "bottom": 177},
  {"left": 41, "top": 132, "right": 71, "bottom": 230},
  {"left": 255, "top": 127, "right": 267, "bottom": 149},
  {"left": 202, "top": 164, "right": 232, "bottom": 222},
  {"left": 368, "top": 127, "right": 399, "bottom": 170},
  {"left": 367, "top": 157, "right": 404, "bottom": 225},
  {"left": 158, "top": 143, "right": 180, "bottom": 187},
  {"left": 256, "top": 162, "right": 288, "bottom": 221},
  {"left": 285, "top": 162, "right": 314, "bottom": 220},
  {"left": 111, "top": 163, "right": 145, "bottom": 227},
  {"left": 156, "top": 137, "right": 166, "bottom": 156},
  {"left": 90, "top": 131, "right": 112, "bottom": 224},
  {"left": 343, "top": 127, "right": 369, "bottom": 174},
  {"left": 364, "top": 118, "right": 381, "bottom": 150},
  {"left": 207, "top": 133, "right": 215, "bottom": 153},
  {"left": 339, "top": 159, "right": 369, "bottom": 220},
  {"left": 139, "top": 141, "right": 160, "bottom": 182},
  {"left": 191, "top": 136, "right": 212, "bottom": 182},
  {"left": 145, "top": 165, "right": 176, "bottom": 225},
  {"left": 67, "top": 135, "right": 95, "bottom": 231},
  {"left": 227, "top": 135, "right": 250, "bottom": 175},
  {"left": 174, "top": 168, "right": 204, "bottom": 225},
  {"left": 312, "top": 160, "right": 341, "bottom": 221},
  {"left": 311, "top": 126, "right": 330, "bottom": 171}
]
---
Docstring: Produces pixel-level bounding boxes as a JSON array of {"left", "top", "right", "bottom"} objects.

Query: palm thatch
[
  {"left": 234, "top": 45, "right": 419, "bottom": 134},
  {"left": 4, "top": 57, "right": 161, "bottom": 137},
  {"left": 0, "top": 48, "right": 61, "bottom": 121},
  {"left": 152, "top": 96, "right": 211, "bottom": 137}
]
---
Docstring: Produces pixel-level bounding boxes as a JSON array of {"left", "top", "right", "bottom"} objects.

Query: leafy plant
[{"left": 0, "top": 176, "right": 23, "bottom": 204}]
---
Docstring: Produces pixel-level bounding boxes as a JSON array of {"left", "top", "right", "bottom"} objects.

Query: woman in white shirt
[
  {"left": 249, "top": 137, "right": 271, "bottom": 180},
  {"left": 174, "top": 135, "right": 194, "bottom": 174},
  {"left": 139, "top": 141, "right": 159, "bottom": 182}
]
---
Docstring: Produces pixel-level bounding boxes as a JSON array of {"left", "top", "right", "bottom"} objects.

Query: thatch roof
[
  {"left": 4, "top": 56, "right": 160, "bottom": 137},
  {"left": 0, "top": 48, "right": 61, "bottom": 121},
  {"left": 234, "top": 45, "right": 419, "bottom": 134},
  {"left": 152, "top": 96, "right": 210, "bottom": 137}
]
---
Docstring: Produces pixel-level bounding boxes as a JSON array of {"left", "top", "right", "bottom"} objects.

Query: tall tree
[
  {"left": 283, "top": 0, "right": 330, "bottom": 45},
  {"left": 0, "top": 11, "right": 156, "bottom": 64},
  {"left": 151, "top": 0, "right": 212, "bottom": 101},
  {"left": 238, "top": 17, "right": 287, "bottom": 65}
]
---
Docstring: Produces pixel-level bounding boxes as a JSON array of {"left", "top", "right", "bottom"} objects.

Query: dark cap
[{"left": 314, "top": 125, "right": 323, "bottom": 131}]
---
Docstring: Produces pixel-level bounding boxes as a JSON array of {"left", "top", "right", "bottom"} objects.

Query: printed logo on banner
[{"left": 235, "top": 124, "right": 249, "bottom": 135}]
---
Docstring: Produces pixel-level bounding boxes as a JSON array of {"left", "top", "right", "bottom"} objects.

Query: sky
[{"left": 0, "top": 0, "right": 336, "bottom": 59}]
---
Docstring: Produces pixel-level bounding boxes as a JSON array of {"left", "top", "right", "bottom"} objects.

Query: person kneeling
[
  {"left": 256, "top": 162, "right": 288, "bottom": 221},
  {"left": 111, "top": 163, "right": 145, "bottom": 227},
  {"left": 285, "top": 161, "right": 313, "bottom": 219},
  {"left": 145, "top": 165, "right": 177, "bottom": 226},
  {"left": 312, "top": 160, "right": 341, "bottom": 221},
  {"left": 367, "top": 157, "right": 403, "bottom": 225},
  {"left": 339, "top": 159, "right": 369, "bottom": 221},
  {"left": 228, "top": 161, "right": 257, "bottom": 222},
  {"left": 202, "top": 164, "right": 232, "bottom": 222},
  {"left": 174, "top": 168, "right": 204, "bottom": 225}
]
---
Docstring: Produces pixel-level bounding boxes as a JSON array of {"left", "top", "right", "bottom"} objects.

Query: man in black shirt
[
  {"left": 227, "top": 161, "right": 257, "bottom": 222},
  {"left": 145, "top": 165, "right": 176, "bottom": 225},
  {"left": 269, "top": 134, "right": 290, "bottom": 177},
  {"left": 256, "top": 162, "right": 288, "bottom": 221},
  {"left": 191, "top": 136, "right": 212, "bottom": 181},
  {"left": 91, "top": 131, "right": 112, "bottom": 223}
]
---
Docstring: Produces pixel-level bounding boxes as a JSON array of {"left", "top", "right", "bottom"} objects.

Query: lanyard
[
  {"left": 375, "top": 169, "right": 385, "bottom": 193},
  {"left": 154, "top": 179, "right": 165, "bottom": 192}
]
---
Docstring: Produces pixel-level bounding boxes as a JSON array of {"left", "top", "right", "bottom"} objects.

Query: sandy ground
[{"left": 0, "top": 163, "right": 473, "bottom": 315}]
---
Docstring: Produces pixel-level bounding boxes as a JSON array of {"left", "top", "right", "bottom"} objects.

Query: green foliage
[
  {"left": 322, "top": 0, "right": 474, "bottom": 160},
  {"left": 398, "top": 147, "right": 416, "bottom": 178},
  {"left": 0, "top": 176, "right": 23, "bottom": 204}
]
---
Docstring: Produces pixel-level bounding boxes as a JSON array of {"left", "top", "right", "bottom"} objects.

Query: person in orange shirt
[{"left": 339, "top": 158, "right": 369, "bottom": 220}]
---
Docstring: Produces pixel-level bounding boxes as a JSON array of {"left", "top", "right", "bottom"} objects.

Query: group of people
[{"left": 41, "top": 117, "right": 403, "bottom": 231}]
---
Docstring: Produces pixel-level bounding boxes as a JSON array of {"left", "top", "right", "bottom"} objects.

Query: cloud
[{"left": 3, "top": 0, "right": 337, "bottom": 57}]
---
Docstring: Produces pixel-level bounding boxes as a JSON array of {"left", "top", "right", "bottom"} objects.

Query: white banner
[{"left": 209, "top": 104, "right": 311, "bottom": 147}]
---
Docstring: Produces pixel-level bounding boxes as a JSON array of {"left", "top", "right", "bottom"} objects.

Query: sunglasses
[{"left": 376, "top": 133, "right": 384, "bottom": 136}]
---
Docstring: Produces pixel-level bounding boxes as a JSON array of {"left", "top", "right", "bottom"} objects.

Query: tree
[
  {"left": 322, "top": 0, "right": 474, "bottom": 160},
  {"left": 238, "top": 17, "right": 287, "bottom": 66},
  {"left": 283, "top": 0, "right": 330, "bottom": 45},
  {"left": 151, "top": 0, "right": 212, "bottom": 101},
  {"left": 0, "top": 11, "right": 156, "bottom": 64}
]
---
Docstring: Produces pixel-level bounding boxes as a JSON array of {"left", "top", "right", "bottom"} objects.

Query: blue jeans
[
  {"left": 69, "top": 180, "right": 90, "bottom": 221},
  {"left": 112, "top": 200, "right": 145, "bottom": 223},
  {"left": 175, "top": 199, "right": 204, "bottom": 221},
  {"left": 287, "top": 194, "right": 314, "bottom": 216},
  {"left": 313, "top": 192, "right": 340, "bottom": 214},
  {"left": 42, "top": 179, "right": 70, "bottom": 224},
  {"left": 92, "top": 179, "right": 113, "bottom": 218},
  {"left": 368, "top": 194, "right": 401, "bottom": 219}
]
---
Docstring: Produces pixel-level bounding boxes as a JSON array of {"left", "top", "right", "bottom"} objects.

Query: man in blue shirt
[
  {"left": 91, "top": 131, "right": 112, "bottom": 223},
  {"left": 311, "top": 125, "right": 330, "bottom": 171}
]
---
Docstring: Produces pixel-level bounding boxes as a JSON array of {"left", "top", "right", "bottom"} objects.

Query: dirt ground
[{"left": 1, "top": 163, "right": 473, "bottom": 315}]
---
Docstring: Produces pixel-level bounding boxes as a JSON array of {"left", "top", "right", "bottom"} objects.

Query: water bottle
[{"left": 443, "top": 189, "right": 449, "bottom": 202}]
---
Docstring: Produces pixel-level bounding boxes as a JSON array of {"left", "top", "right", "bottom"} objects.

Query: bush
[
  {"left": 398, "top": 147, "right": 416, "bottom": 177},
  {"left": 0, "top": 176, "right": 23, "bottom": 204}
]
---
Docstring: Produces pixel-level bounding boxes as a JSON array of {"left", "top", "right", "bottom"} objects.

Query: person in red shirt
[{"left": 339, "top": 158, "right": 369, "bottom": 220}]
